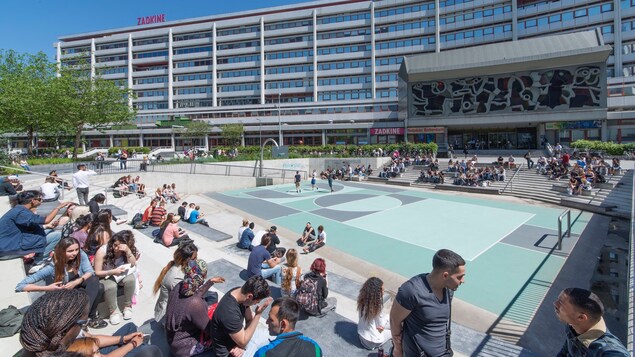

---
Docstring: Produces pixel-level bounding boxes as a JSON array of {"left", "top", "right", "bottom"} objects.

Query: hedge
[
  {"left": 108, "top": 147, "right": 151, "bottom": 155},
  {"left": 569, "top": 140, "right": 635, "bottom": 156}
]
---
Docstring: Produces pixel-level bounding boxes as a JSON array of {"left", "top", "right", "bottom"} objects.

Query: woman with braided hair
[
  {"left": 357, "top": 277, "right": 391, "bottom": 350},
  {"left": 20, "top": 289, "right": 162, "bottom": 357},
  {"left": 15, "top": 237, "right": 107, "bottom": 329}
]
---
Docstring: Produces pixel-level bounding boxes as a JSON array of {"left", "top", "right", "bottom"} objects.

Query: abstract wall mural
[{"left": 410, "top": 66, "right": 604, "bottom": 117}]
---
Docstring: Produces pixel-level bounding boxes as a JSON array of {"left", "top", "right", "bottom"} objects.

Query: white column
[
  {"left": 260, "top": 17, "right": 266, "bottom": 105},
  {"left": 322, "top": 129, "right": 326, "bottom": 146},
  {"left": 511, "top": 0, "right": 518, "bottom": 41},
  {"left": 109, "top": 135, "right": 114, "bottom": 148},
  {"left": 212, "top": 23, "right": 218, "bottom": 107},
  {"left": 313, "top": 10, "right": 318, "bottom": 102},
  {"left": 205, "top": 134, "right": 210, "bottom": 151},
  {"left": 435, "top": 0, "right": 440, "bottom": 52},
  {"left": 139, "top": 132, "right": 144, "bottom": 147},
  {"left": 90, "top": 38, "right": 96, "bottom": 78},
  {"left": 370, "top": 2, "right": 377, "bottom": 99},
  {"left": 613, "top": 0, "right": 622, "bottom": 75},
  {"left": 168, "top": 28, "right": 174, "bottom": 110},
  {"left": 55, "top": 42, "right": 61, "bottom": 77},
  {"left": 171, "top": 132, "right": 175, "bottom": 149},
  {"left": 601, "top": 120, "right": 608, "bottom": 142},
  {"left": 128, "top": 34, "right": 133, "bottom": 108}
]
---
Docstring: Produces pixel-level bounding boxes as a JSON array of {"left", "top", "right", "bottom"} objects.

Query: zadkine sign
[{"left": 138, "top": 14, "right": 166, "bottom": 25}]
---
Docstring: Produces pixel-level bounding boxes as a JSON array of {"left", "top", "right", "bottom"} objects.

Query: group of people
[
  {"left": 113, "top": 175, "right": 147, "bottom": 198},
  {"left": 140, "top": 199, "right": 210, "bottom": 247}
]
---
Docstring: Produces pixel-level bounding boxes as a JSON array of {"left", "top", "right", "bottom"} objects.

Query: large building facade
[{"left": 45, "top": 0, "right": 635, "bottom": 152}]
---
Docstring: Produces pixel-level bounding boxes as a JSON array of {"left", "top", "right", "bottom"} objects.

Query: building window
[{"left": 574, "top": 9, "right": 587, "bottom": 18}]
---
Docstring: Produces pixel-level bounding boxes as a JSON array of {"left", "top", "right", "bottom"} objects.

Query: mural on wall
[{"left": 410, "top": 66, "right": 603, "bottom": 117}]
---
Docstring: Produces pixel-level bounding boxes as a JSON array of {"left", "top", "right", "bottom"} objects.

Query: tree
[
  {"left": 180, "top": 120, "right": 210, "bottom": 147},
  {"left": 50, "top": 65, "right": 136, "bottom": 158},
  {"left": 220, "top": 123, "right": 243, "bottom": 147},
  {"left": 0, "top": 50, "right": 57, "bottom": 154}
]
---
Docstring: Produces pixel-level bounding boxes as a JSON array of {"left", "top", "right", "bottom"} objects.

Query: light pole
[
  {"left": 277, "top": 93, "right": 282, "bottom": 145},
  {"left": 257, "top": 118, "right": 262, "bottom": 176}
]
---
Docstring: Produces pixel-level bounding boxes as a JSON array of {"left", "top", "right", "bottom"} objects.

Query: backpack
[
  {"left": 0, "top": 305, "right": 23, "bottom": 337},
  {"left": 60, "top": 221, "right": 75, "bottom": 239},
  {"left": 130, "top": 213, "right": 143, "bottom": 226},
  {"left": 295, "top": 276, "right": 320, "bottom": 316}
]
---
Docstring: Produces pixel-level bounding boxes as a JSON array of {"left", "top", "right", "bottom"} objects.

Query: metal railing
[
  {"left": 627, "top": 162, "right": 634, "bottom": 353},
  {"left": 0, "top": 165, "right": 72, "bottom": 200},
  {"left": 500, "top": 163, "right": 524, "bottom": 193},
  {"left": 557, "top": 209, "right": 571, "bottom": 251}
]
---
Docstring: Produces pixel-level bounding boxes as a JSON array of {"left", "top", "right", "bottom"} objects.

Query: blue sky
[{"left": 0, "top": 0, "right": 311, "bottom": 59}]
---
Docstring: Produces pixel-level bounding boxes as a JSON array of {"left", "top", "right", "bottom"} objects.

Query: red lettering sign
[
  {"left": 137, "top": 14, "right": 166, "bottom": 26},
  {"left": 370, "top": 128, "right": 404, "bottom": 135}
]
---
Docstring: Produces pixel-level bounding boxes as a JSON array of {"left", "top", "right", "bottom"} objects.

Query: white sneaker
[
  {"left": 123, "top": 308, "right": 133, "bottom": 320},
  {"left": 109, "top": 312, "right": 122, "bottom": 325},
  {"left": 28, "top": 263, "right": 46, "bottom": 275}
]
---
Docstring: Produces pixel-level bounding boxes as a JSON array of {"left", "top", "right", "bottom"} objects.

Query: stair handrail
[
  {"left": 500, "top": 163, "right": 524, "bottom": 194},
  {"left": 0, "top": 165, "right": 71, "bottom": 200}
]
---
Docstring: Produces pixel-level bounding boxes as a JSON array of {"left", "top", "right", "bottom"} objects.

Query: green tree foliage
[
  {"left": 221, "top": 123, "right": 243, "bottom": 147},
  {"left": 0, "top": 50, "right": 57, "bottom": 154},
  {"left": 49, "top": 64, "right": 137, "bottom": 158},
  {"left": 181, "top": 120, "right": 210, "bottom": 139}
]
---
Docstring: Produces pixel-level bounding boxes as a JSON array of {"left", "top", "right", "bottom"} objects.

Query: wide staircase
[{"left": 378, "top": 160, "right": 632, "bottom": 218}]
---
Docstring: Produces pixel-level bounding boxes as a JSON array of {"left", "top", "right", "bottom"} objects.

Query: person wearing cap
[
  {"left": 162, "top": 214, "right": 191, "bottom": 247},
  {"left": 0, "top": 176, "right": 17, "bottom": 196},
  {"left": 267, "top": 226, "right": 286, "bottom": 258},
  {"left": 297, "top": 222, "right": 316, "bottom": 247},
  {"left": 554, "top": 287, "right": 629, "bottom": 356}
]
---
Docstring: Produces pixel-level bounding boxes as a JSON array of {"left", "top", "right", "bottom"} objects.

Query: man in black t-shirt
[
  {"left": 211, "top": 276, "right": 272, "bottom": 357},
  {"left": 296, "top": 222, "right": 316, "bottom": 247},
  {"left": 390, "top": 249, "right": 466, "bottom": 357},
  {"left": 294, "top": 171, "right": 302, "bottom": 193},
  {"left": 267, "top": 226, "right": 286, "bottom": 258}
]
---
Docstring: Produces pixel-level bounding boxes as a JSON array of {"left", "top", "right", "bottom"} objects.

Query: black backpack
[{"left": 60, "top": 221, "right": 75, "bottom": 239}]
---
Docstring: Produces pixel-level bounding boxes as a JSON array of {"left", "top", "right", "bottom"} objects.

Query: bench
[{"left": 434, "top": 184, "right": 501, "bottom": 195}]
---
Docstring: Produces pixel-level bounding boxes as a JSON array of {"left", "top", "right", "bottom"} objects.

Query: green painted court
[{"left": 210, "top": 180, "right": 592, "bottom": 325}]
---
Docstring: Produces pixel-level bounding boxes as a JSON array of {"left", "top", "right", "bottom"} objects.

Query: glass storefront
[{"left": 448, "top": 128, "right": 537, "bottom": 149}]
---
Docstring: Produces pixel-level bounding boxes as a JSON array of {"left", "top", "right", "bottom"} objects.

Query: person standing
[
  {"left": 254, "top": 297, "right": 323, "bottom": 356},
  {"left": 294, "top": 171, "right": 302, "bottom": 193},
  {"left": 554, "top": 288, "right": 629, "bottom": 356},
  {"left": 72, "top": 163, "right": 96, "bottom": 205},
  {"left": 119, "top": 150, "right": 128, "bottom": 170},
  {"left": 390, "top": 249, "right": 466, "bottom": 357},
  {"left": 327, "top": 170, "right": 334, "bottom": 193},
  {"left": 311, "top": 170, "right": 317, "bottom": 191},
  {"left": 95, "top": 151, "right": 105, "bottom": 171}
]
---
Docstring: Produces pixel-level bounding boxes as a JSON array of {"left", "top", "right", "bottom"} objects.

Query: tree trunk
[
  {"left": 27, "top": 126, "right": 34, "bottom": 156},
  {"left": 73, "top": 126, "right": 83, "bottom": 160}
]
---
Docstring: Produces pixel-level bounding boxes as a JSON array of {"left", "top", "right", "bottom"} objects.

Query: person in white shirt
[
  {"left": 303, "top": 225, "right": 326, "bottom": 253},
  {"left": 357, "top": 277, "right": 391, "bottom": 350},
  {"left": 40, "top": 176, "right": 60, "bottom": 202},
  {"left": 72, "top": 164, "right": 96, "bottom": 205},
  {"left": 238, "top": 218, "right": 249, "bottom": 243},
  {"left": 184, "top": 202, "right": 195, "bottom": 221},
  {"left": 252, "top": 229, "right": 267, "bottom": 248}
]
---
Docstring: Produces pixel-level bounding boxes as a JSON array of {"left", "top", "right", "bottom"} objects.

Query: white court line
[
  {"left": 497, "top": 241, "right": 567, "bottom": 259},
  {"left": 469, "top": 213, "right": 536, "bottom": 261}
]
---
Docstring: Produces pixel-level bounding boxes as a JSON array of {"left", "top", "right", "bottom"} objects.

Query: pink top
[{"left": 162, "top": 223, "right": 184, "bottom": 246}]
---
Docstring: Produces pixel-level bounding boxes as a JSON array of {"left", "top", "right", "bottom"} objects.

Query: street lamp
[
  {"left": 256, "top": 118, "right": 263, "bottom": 177},
  {"left": 277, "top": 93, "right": 282, "bottom": 145}
]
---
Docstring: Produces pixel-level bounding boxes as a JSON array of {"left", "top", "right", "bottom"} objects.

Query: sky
[{"left": 0, "top": 0, "right": 313, "bottom": 59}]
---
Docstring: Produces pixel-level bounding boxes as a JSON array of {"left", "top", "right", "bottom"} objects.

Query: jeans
[
  {"left": 34, "top": 231, "right": 62, "bottom": 264},
  {"left": 120, "top": 160, "right": 127, "bottom": 169},
  {"left": 76, "top": 187, "right": 89, "bottom": 205},
  {"left": 261, "top": 265, "right": 282, "bottom": 284},
  {"left": 99, "top": 322, "right": 162, "bottom": 357},
  {"left": 81, "top": 275, "right": 105, "bottom": 319}
]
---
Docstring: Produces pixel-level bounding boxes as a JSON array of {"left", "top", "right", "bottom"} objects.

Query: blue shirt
[
  {"left": 238, "top": 228, "right": 254, "bottom": 249},
  {"left": 247, "top": 246, "right": 270, "bottom": 277},
  {"left": 189, "top": 210, "right": 200, "bottom": 223},
  {"left": 15, "top": 250, "right": 95, "bottom": 292},
  {"left": 255, "top": 331, "right": 322, "bottom": 357},
  {"left": 0, "top": 205, "right": 47, "bottom": 257}
]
